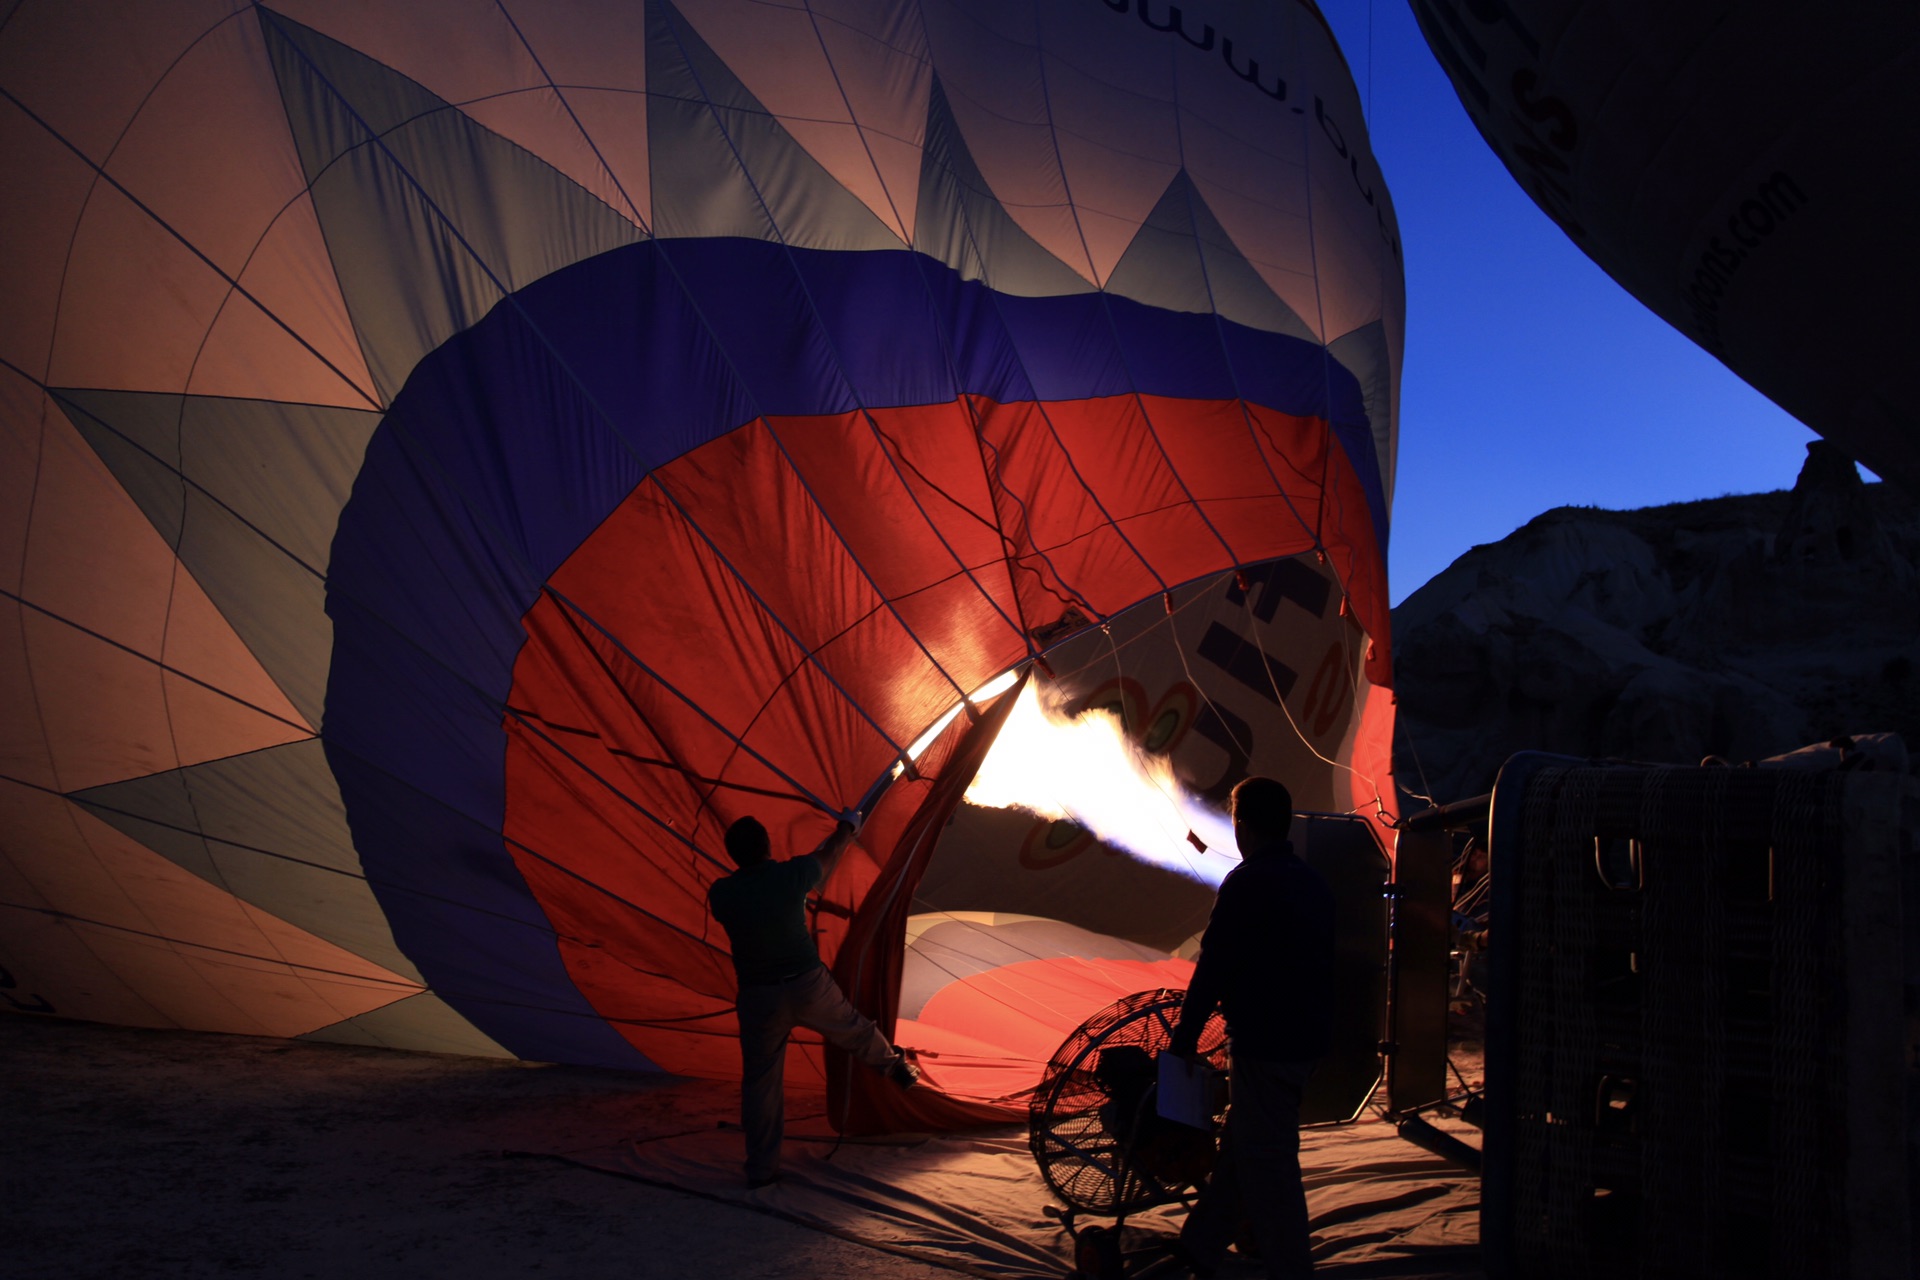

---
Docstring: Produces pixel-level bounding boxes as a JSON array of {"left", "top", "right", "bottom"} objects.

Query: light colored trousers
[
  {"left": 1181, "top": 1056, "right": 1319, "bottom": 1279},
  {"left": 735, "top": 964, "right": 899, "bottom": 1181}
]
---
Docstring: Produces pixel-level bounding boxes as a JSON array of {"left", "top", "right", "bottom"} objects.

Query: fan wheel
[{"left": 1028, "top": 988, "right": 1230, "bottom": 1216}]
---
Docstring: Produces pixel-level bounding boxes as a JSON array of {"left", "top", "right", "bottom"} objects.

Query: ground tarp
[{"left": 552, "top": 1105, "right": 1483, "bottom": 1278}]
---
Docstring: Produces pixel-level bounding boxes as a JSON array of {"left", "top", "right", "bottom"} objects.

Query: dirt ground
[{"left": 4, "top": 1014, "right": 963, "bottom": 1279}]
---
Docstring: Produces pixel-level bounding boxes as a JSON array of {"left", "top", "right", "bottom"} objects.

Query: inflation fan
[{"left": 1028, "top": 989, "right": 1231, "bottom": 1217}]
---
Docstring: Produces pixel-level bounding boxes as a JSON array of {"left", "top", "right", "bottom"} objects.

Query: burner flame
[{"left": 964, "top": 682, "right": 1239, "bottom": 887}]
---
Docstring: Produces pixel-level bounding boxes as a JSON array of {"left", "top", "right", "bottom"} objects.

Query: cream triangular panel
[
  {"left": 0, "top": 84, "right": 105, "bottom": 377},
  {"left": 0, "top": 596, "right": 58, "bottom": 791},
  {"left": 47, "top": 178, "right": 238, "bottom": 393},
  {"left": 912, "top": 3, "right": 1097, "bottom": 285},
  {"left": 267, "top": 0, "right": 540, "bottom": 113},
  {"left": 1056, "top": 132, "right": 1178, "bottom": 289},
  {"left": 557, "top": 90, "right": 655, "bottom": 233},
  {"left": 478, "top": 0, "right": 655, "bottom": 233},
  {"left": 0, "top": 899, "right": 171, "bottom": 1029},
  {"left": 187, "top": 193, "right": 378, "bottom": 408},
  {"left": 1, "top": 367, "right": 46, "bottom": 590},
  {"left": 14, "top": 604, "right": 306, "bottom": 793},
  {"left": 1188, "top": 167, "right": 1324, "bottom": 340},
  {"left": 188, "top": 287, "right": 379, "bottom": 411},
  {"left": 1329, "top": 320, "right": 1395, "bottom": 507},
  {"left": 913, "top": 78, "right": 1092, "bottom": 298}
]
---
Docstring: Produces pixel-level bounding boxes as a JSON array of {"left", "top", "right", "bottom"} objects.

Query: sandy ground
[{"left": 5, "top": 1014, "right": 963, "bottom": 1279}]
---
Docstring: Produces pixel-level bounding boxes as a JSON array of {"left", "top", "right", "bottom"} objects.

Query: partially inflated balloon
[
  {"left": 0, "top": 0, "right": 1401, "bottom": 1124},
  {"left": 1410, "top": 0, "right": 1919, "bottom": 489}
]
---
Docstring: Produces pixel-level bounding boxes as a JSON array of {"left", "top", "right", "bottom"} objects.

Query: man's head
[
  {"left": 1230, "top": 776, "right": 1293, "bottom": 856},
  {"left": 724, "top": 816, "right": 772, "bottom": 867}
]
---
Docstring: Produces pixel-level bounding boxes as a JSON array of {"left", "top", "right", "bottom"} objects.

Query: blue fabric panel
[
  {"left": 503, "top": 247, "right": 756, "bottom": 477},
  {"left": 323, "top": 733, "right": 653, "bottom": 1069},
  {"left": 328, "top": 236, "right": 1385, "bottom": 1067},
  {"left": 328, "top": 426, "right": 541, "bottom": 704}
]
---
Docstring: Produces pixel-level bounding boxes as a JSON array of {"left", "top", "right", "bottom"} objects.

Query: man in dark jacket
[
  {"left": 708, "top": 812, "right": 918, "bottom": 1188},
  {"left": 1169, "top": 776, "right": 1337, "bottom": 1278}
]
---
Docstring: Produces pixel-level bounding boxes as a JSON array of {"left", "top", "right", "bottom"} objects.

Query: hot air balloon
[
  {"left": 0, "top": 0, "right": 1402, "bottom": 1130},
  {"left": 1409, "top": 0, "right": 1920, "bottom": 491}
]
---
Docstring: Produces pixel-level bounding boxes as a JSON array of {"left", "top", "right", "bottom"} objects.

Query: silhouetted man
[
  {"left": 1169, "top": 777, "right": 1337, "bottom": 1278},
  {"left": 708, "top": 812, "right": 918, "bottom": 1188}
]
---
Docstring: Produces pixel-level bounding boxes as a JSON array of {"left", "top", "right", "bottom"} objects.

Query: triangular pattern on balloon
[
  {"left": 50, "top": 387, "right": 379, "bottom": 726},
  {"left": 70, "top": 738, "right": 422, "bottom": 984},
  {"left": 1, "top": 789, "right": 419, "bottom": 1041},
  {"left": 300, "top": 990, "right": 512, "bottom": 1058},
  {"left": 257, "top": 6, "right": 646, "bottom": 401},
  {"left": 1104, "top": 170, "right": 1318, "bottom": 342},
  {"left": 913, "top": 77, "right": 1093, "bottom": 299},
  {"left": 644, "top": 0, "right": 901, "bottom": 251}
]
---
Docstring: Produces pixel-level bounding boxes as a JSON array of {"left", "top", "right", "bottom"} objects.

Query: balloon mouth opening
[{"left": 898, "top": 667, "right": 1025, "bottom": 772}]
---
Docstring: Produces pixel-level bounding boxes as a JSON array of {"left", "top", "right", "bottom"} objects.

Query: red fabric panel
[
  {"left": 504, "top": 415, "right": 1013, "bottom": 1074},
  {"left": 774, "top": 409, "right": 1027, "bottom": 677},
  {"left": 1241, "top": 401, "right": 1392, "bottom": 686},
  {"left": 1347, "top": 680, "right": 1400, "bottom": 853},
  {"left": 900, "top": 955, "right": 1197, "bottom": 1105},
  {"left": 970, "top": 397, "right": 1162, "bottom": 628},
  {"left": 506, "top": 588, "right": 822, "bottom": 1077},
  {"left": 1032, "top": 393, "right": 1240, "bottom": 582}
]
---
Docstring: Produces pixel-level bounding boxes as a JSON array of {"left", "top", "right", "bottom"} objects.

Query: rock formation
[{"left": 1391, "top": 442, "right": 1920, "bottom": 804}]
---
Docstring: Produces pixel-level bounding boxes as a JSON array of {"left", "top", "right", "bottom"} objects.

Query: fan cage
[{"left": 1028, "top": 987, "right": 1230, "bottom": 1215}]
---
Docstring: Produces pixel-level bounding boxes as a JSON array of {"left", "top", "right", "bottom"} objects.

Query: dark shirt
[
  {"left": 1172, "top": 839, "right": 1337, "bottom": 1063},
  {"left": 708, "top": 855, "right": 825, "bottom": 985}
]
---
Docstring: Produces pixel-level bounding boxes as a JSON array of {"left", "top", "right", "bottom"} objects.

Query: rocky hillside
[{"left": 1391, "top": 442, "right": 1920, "bottom": 804}]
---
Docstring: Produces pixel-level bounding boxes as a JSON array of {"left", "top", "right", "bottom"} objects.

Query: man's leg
[
  {"left": 1179, "top": 1068, "right": 1248, "bottom": 1275},
  {"left": 789, "top": 966, "right": 903, "bottom": 1071},
  {"left": 735, "top": 981, "right": 794, "bottom": 1184},
  {"left": 1218, "top": 1058, "right": 1315, "bottom": 1279}
]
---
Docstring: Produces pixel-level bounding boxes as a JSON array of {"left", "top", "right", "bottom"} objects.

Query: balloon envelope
[{"left": 0, "top": 0, "right": 1401, "bottom": 1114}]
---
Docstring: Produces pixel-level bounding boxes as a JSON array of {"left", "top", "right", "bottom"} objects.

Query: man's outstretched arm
[{"left": 811, "top": 814, "right": 862, "bottom": 882}]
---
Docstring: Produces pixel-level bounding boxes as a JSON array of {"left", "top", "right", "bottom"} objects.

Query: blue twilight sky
[{"left": 1314, "top": 2, "right": 1825, "bottom": 604}]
